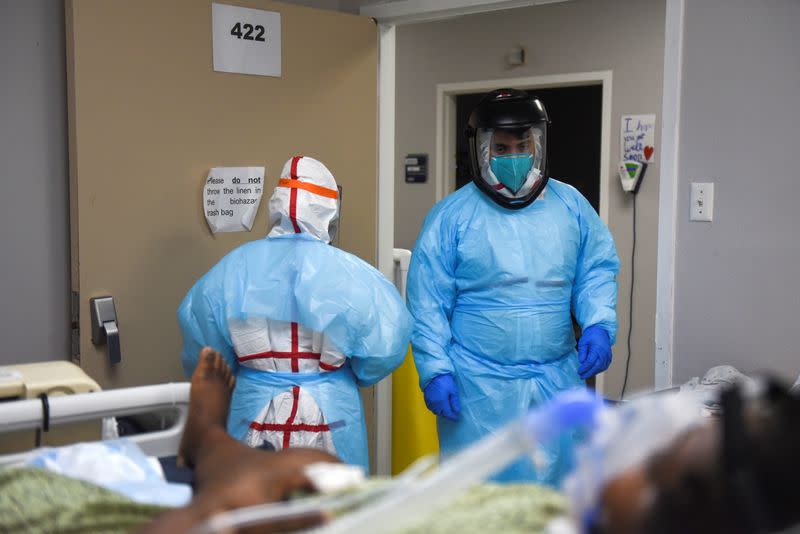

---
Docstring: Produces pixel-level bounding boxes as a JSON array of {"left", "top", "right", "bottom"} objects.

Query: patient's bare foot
[
  {"left": 141, "top": 348, "right": 342, "bottom": 533},
  {"left": 177, "top": 347, "right": 235, "bottom": 468}
]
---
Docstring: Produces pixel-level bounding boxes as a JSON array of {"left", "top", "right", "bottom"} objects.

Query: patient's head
[{"left": 591, "top": 381, "right": 800, "bottom": 534}]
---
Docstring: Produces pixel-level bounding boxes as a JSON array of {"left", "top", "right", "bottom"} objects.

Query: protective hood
[
  {"left": 268, "top": 155, "right": 340, "bottom": 243},
  {"left": 467, "top": 88, "right": 550, "bottom": 210}
]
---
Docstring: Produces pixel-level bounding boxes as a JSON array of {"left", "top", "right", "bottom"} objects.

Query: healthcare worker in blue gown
[
  {"left": 178, "top": 155, "right": 413, "bottom": 472},
  {"left": 408, "top": 89, "right": 619, "bottom": 485}
]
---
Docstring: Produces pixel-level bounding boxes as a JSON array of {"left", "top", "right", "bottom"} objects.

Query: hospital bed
[
  {"left": 0, "top": 360, "right": 101, "bottom": 399},
  {"left": 0, "top": 378, "right": 190, "bottom": 468}
]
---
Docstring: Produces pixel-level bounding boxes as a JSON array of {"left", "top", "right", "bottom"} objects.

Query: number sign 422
[{"left": 231, "top": 22, "right": 266, "bottom": 42}]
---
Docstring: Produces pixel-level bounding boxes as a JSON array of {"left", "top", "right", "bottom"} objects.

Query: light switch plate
[{"left": 690, "top": 182, "right": 714, "bottom": 222}]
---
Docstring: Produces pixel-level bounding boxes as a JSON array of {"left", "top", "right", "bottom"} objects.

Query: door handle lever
[{"left": 90, "top": 296, "right": 122, "bottom": 364}]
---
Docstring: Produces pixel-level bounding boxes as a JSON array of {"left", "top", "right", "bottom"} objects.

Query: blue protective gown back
[
  {"left": 179, "top": 233, "right": 413, "bottom": 470},
  {"left": 408, "top": 180, "right": 619, "bottom": 485}
]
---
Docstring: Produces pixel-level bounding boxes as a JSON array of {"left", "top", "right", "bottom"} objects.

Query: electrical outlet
[{"left": 690, "top": 182, "right": 714, "bottom": 222}]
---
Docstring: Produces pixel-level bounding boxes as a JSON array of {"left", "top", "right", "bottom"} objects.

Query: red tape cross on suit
[
  {"left": 249, "top": 385, "right": 332, "bottom": 449},
  {"left": 289, "top": 155, "right": 302, "bottom": 233},
  {"left": 237, "top": 321, "right": 341, "bottom": 372}
]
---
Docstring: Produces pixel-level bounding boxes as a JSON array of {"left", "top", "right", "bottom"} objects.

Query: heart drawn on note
[{"left": 643, "top": 146, "right": 654, "bottom": 161}]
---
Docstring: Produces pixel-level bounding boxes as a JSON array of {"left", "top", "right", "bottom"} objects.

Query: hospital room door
[{"left": 66, "top": 0, "right": 378, "bottom": 389}]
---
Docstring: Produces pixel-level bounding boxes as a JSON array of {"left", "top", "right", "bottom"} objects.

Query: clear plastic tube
[
  {"left": 190, "top": 491, "right": 373, "bottom": 534},
  {"left": 310, "top": 420, "right": 532, "bottom": 534}
]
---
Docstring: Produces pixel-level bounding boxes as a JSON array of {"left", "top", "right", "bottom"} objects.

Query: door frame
[
  {"left": 653, "top": 0, "right": 685, "bottom": 391},
  {"left": 374, "top": 23, "right": 396, "bottom": 477},
  {"left": 372, "top": 0, "right": 608, "bottom": 475},
  {"left": 362, "top": 0, "right": 572, "bottom": 25}
]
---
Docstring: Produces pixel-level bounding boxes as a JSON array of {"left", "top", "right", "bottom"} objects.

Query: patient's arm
[{"left": 140, "top": 450, "right": 325, "bottom": 533}]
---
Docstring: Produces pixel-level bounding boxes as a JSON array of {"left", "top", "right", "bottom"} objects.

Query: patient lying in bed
[{"left": 3, "top": 349, "right": 799, "bottom": 534}]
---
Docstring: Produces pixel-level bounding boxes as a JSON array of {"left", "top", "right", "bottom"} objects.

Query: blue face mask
[{"left": 490, "top": 154, "right": 533, "bottom": 194}]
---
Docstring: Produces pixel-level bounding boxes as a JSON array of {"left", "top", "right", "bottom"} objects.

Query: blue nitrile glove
[
  {"left": 423, "top": 374, "right": 461, "bottom": 421},
  {"left": 524, "top": 388, "right": 605, "bottom": 444},
  {"left": 578, "top": 325, "right": 612, "bottom": 380}
]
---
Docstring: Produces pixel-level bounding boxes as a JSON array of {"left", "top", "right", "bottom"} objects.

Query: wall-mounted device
[
  {"left": 405, "top": 154, "right": 428, "bottom": 183},
  {"left": 90, "top": 296, "right": 121, "bottom": 365},
  {"left": 690, "top": 182, "right": 714, "bottom": 222},
  {"left": 618, "top": 160, "right": 647, "bottom": 194},
  {"left": 505, "top": 46, "right": 526, "bottom": 67}
]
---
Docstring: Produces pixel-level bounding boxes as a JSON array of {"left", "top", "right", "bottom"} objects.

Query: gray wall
[
  {"left": 279, "top": 0, "right": 382, "bottom": 13},
  {"left": 0, "top": 0, "right": 70, "bottom": 365},
  {"left": 280, "top": 0, "right": 343, "bottom": 11},
  {"left": 394, "top": 0, "right": 666, "bottom": 398},
  {"left": 673, "top": 0, "right": 800, "bottom": 383}
]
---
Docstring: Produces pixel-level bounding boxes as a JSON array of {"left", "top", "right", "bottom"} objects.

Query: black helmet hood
[{"left": 466, "top": 88, "right": 551, "bottom": 210}]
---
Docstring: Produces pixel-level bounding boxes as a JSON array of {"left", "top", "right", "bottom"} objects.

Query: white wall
[
  {"left": 0, "top": 0, "right": 70, "bottom": 365},
  {"left": 671, "top": 0, "right": 800, "bottom": 383},
  {"left": 394, "top": 0, "right": 666, "bottom": 398}
]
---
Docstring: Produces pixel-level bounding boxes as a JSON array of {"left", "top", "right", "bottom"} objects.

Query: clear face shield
[{"left": 476, "top": 126, "right": 546, "bottom": 199}]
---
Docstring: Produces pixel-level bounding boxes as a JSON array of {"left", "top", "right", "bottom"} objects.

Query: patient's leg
[
  {"left": 178, "top": 348, "right": 337, "bottom": 489},
  {"left": 175, "top": 346, "right": 235, "bottom": 469},
  {"left": 141, "top": 348, "right": 335, "bottom": 533}
]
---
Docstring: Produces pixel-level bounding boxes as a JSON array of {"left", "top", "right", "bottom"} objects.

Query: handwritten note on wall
[{"left": 621, "top": 114, "right": 656, "bottom": 163}]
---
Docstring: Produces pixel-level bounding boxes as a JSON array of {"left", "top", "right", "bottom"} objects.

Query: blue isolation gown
[
  {"left": 179, "top": 233, "right": 413, "bottom": 471},
  {"left": 408, "top": 180, "right": 619, "bottom": 485}
]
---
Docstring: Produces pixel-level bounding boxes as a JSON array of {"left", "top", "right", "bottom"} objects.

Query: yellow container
[{"left": 391, "top": 346, "right": 438, "bottom": 474}]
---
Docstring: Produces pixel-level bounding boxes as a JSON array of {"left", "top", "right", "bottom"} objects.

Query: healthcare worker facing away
[
  {"left": 178, "top": 156, "right": 413, "bottom": 471},
  {"left": 408, "top": 89, "right": 619, "bottom": 484}
]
